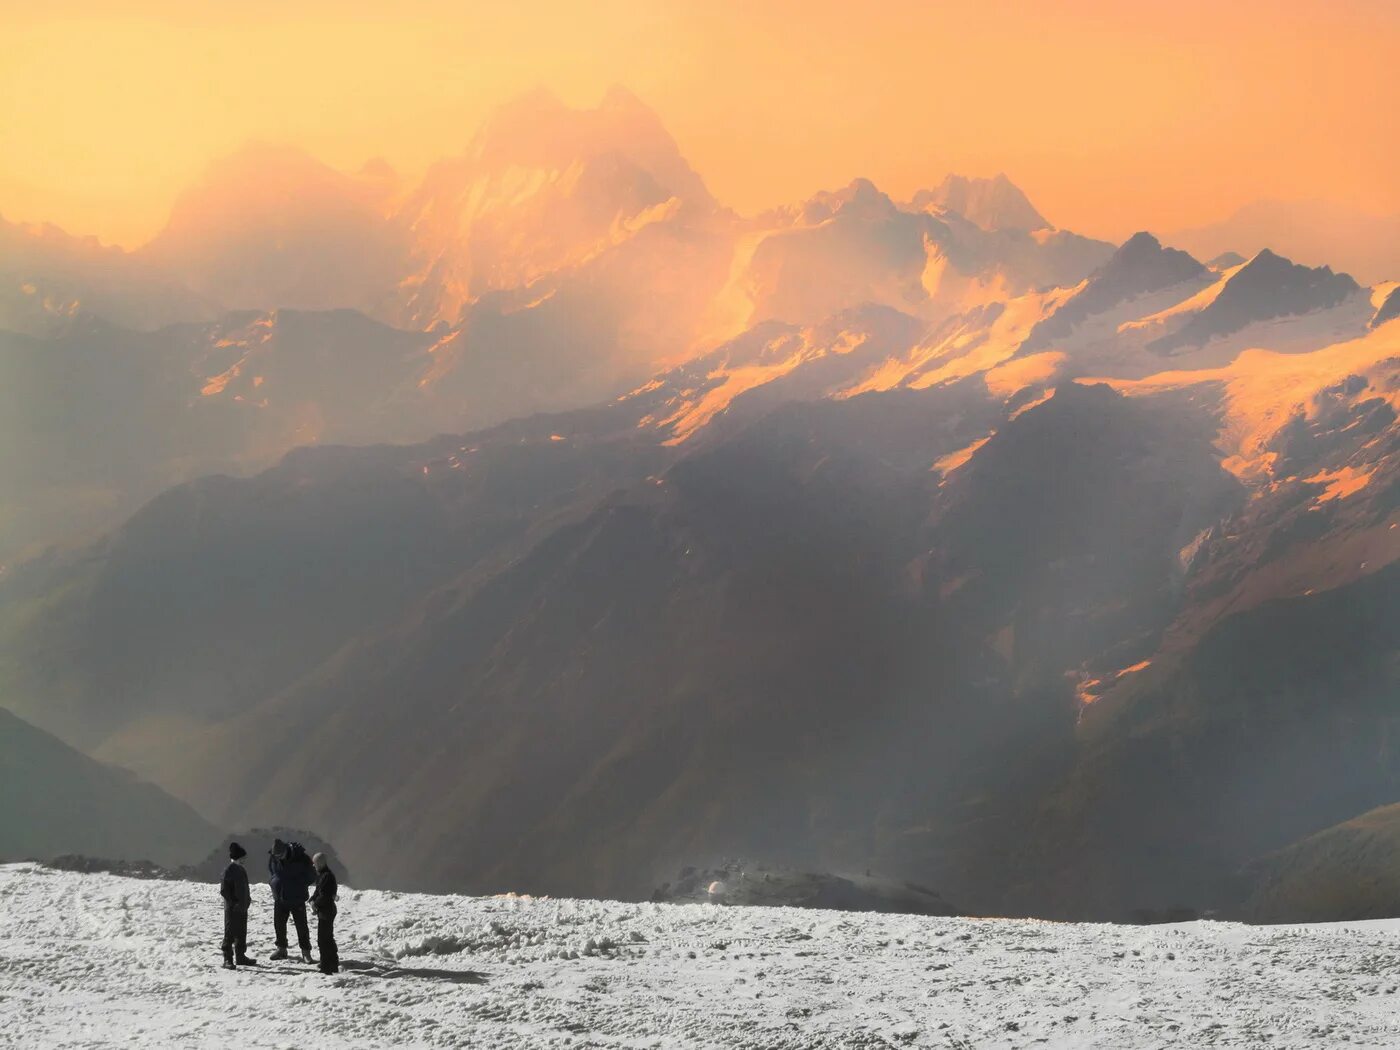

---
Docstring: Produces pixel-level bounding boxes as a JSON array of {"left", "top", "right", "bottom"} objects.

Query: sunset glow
[
  {"left": 4, "top": 1, "right": 1397, "bottom": 248},
  {"left": 5, "top": 2, "right": 1400, "bottom": 1021}
]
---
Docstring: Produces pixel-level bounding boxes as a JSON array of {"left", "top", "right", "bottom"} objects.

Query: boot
[
  {"left": 270, "top": 948, "right": 289, "bottom": 960},
  {"left": 301, "top": 949, "right": 314, "bottom": 964},
  {"left": 222, "top": 959, "right": 236, "bottom": 970},
  {"left": 235, "top": 955, "right": 258, "bottom": 966}
]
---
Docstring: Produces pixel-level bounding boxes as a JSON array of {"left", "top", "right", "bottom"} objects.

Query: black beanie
[{"left": 229, "top": 842, "right": 247, "bottom": 860}]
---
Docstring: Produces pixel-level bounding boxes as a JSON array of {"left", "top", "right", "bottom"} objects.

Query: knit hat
[
  {"left": 271, "top": 838, "right": 287, "bottom": 858},
  {"left": 229, "top": 842, "right": 247, "bottom": 860}
]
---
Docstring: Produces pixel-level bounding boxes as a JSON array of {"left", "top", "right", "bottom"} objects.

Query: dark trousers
[
  {"left": 274, "top": 900, "right": 311, "bottom": 953},
  {"left": 221, "top": 903, "right": 248, "bottom": 961},
  {"left": 316, "top": 905, "right": 339, "bottom": 973}
]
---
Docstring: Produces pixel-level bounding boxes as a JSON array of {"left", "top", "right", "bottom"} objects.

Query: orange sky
[{"left": 3, "top": 0, "right": 1396, "bottom": 248}]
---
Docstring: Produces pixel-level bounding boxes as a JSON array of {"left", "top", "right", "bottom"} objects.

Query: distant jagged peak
[
  {"left": 462, "top": 84, "right": 712, "bottom": 208},
  {"left": 1243, "top": 246, "right": 1324, "bottom": 273},
  {"left": 911, "top": 172, "right": 1050, "bottom": 232},
  {"left": 1102, "top": 232, "right": 1206, "bottom": 283},
  {"left": 1207, "top": 250, "right": 1247, "bottom": 271},
  {"left": 797, "top": 178, "right": 900, "bottom": 225},
  {"left": 1148, "top": 246, "right": 1362, "bottom": 354},
  {"left": 1225, "top": 247, "right": 1359, "bottom": 300},
  {"left": 1020, "top": 232, "right": 1206, "bottom": 350}
]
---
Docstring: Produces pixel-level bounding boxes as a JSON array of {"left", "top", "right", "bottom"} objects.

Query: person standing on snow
[
  {"left": 267, "top": 838, "right": 315, "bottom": 963},
  {"left": 310, "top": 852, "right": 340, "bottom": 975},
  {"left": 220, "top": 842, "right": 256, "bottom": 969}
]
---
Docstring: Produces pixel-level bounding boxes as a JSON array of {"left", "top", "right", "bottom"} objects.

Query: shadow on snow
[{"left": 342, "top": 959, "right": 489, "bottom": 985}]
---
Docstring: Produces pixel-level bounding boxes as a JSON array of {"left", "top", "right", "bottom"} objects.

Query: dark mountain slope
[
  {"left": 0, "top": 412, "right": 669, "bottom": 762},
  {"left": 1026, "top": 563, "right": 1400, "bottom": 920},
  {"left": 138, "top": 383, "right": 1242, "bottom": 908},
  {"left": 1243, "top": 801, "right": 1400, "bottom": 922},
  {"left": 929, "top": 381, "right": 1240, "bottom": 656},
  {"left": 171, "top": 387, "right": 992, "bottom": 894},
  {"left": 1, "top": 317, "right": 1393, "bottom": 918},
  {"left": 1004, "top": 363, "right": 1400, "bottom": 919},
  {"left": 0, "top": 706, "right": 217, "bottom": 866}
]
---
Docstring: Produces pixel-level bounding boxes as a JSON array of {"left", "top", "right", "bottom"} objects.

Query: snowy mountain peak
[
  {"left": 462, "top": 87, "right": 711, "bottom": 208},
  {"left": 1020, "top": 231, "right": 1206, "bottom": 350},
  {"left": 1372, "top": 284, "right": 1400, "bottom": 329},
  {"left": 1149, "top": 246, "right": 1361, "bottom": 353},
  {"left": 912, "top": 173, "right": 1049, "bottom": 232},
  {"left": 390, "top": 86, "right": 720, "bottom": 326},
  {"left": 797, "top": 178, "right": 898, "bottom": 224}
]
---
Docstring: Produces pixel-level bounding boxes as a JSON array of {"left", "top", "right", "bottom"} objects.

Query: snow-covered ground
[{"left": 4, "top": 863, "right": 1400, "bottom": 1048}]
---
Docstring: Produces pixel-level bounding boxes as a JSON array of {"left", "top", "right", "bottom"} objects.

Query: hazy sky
[{"left": 3, "top": 0, "right": 1396, "bottom": 247}]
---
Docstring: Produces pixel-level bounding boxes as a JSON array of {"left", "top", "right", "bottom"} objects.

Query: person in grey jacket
[{"left": 220, "top": 843, "right": 256, "bottom": 969}]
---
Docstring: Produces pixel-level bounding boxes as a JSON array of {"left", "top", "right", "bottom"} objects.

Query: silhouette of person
[
  {"left": 267, "top": 838, "right": 315, "bottom": 962},
  {"left": 310, "top": 852, "right": 340, "bottom": 974},
  {"left": 219, "top": 842, "right": 256, "bottom": 969}
]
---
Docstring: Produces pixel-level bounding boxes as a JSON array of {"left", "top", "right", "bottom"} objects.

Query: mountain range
[{"left": 2, "top": 88, "right": 1397, "bottom": 920}]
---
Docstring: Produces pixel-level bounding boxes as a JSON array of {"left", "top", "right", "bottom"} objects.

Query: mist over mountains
[
  {"left": 1170, "top": 198, "right": 1400, "bottom": 288},
  {"left": 2, "top": 88, "right": 1398, "bottom": 921}
]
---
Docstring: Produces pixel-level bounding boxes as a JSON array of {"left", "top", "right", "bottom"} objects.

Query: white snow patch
[{"left": 4, "top": 863, "right": 1400, "bottom": 1047}]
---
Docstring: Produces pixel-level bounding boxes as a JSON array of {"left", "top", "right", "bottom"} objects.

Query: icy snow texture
[{"left": 3, "top": 863, "right": 1400, "bottom": 1048}]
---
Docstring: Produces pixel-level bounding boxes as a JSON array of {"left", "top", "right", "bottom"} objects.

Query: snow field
[{"left": 3, "top": 863, "right": 1400, "bottom": 1048}]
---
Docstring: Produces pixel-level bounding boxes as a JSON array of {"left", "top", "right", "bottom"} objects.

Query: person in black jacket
[
  {"left": 310, "top": 852, "right": 339, "bottom": 975},
  {"left": 267, "top": 838, "right": 315, "bottom": 962},
  {"left": 220, "top": 842, "right": 256, "bottom": 969}
]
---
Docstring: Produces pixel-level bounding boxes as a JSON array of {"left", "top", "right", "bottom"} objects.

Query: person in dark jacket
[
  {"left": 220, "top": 842, "right": 256, "bottom": 969},
  {"left": 310, "top": 851, "right": 339, "bottom": 975},
  {"left": 267, "top": 838, "right": 315, "bottom": 962}
]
